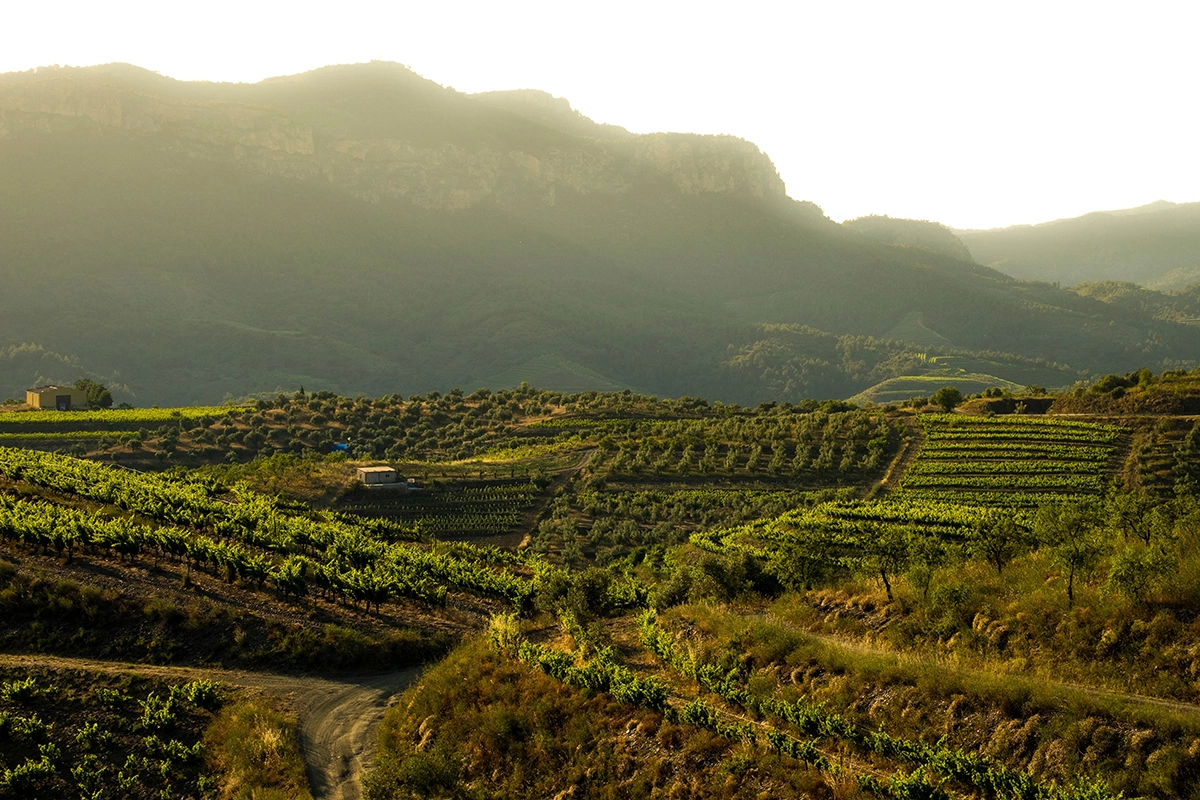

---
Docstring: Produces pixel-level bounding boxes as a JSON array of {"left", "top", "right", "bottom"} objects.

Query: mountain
[
  {"left": 842, "top": 215, "right": 974, "bottom": 262},
  {"left": 957, "top": 201, "right": 1200, "bottom": 290},
  {"left": 2, "top": 62, "right": 1200, "bottom": 405}
]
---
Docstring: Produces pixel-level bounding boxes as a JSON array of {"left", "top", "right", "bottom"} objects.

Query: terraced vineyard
[
  {"left": 3, "top": 387, "right": 1194, "bottom": 799},
  {"left": 895, "top": 413, "right": 1125, "bottom": 506},
  {"left": 0, "top": 446, "right": 538, "bottom": 611},
  {"left": 1127, "top": 417, "right": 1200, "bottom": 495},
  {"left": 685, "top": 413, "right": 1131, "bottom": 589},
  {"left": 689, "top": 497, "right": 991, "bottom": 593},
  {"left": 337, "top": 482, "right": 539, "bottom": 538}
]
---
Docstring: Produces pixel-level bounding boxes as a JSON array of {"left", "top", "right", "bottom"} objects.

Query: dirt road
[
  {"left": 0, "top": 653, "right": 421, "bottom": 800},
  {"left": 865, "top": 415, "right": 923, "bottom": 499}
]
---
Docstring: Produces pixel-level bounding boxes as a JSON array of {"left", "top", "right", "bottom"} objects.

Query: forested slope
[{"left": 3, "top": 63, "right": 1200, "bottom": 404}]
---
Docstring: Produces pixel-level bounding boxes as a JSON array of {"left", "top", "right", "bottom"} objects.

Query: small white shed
[{"left": 356, "top": 466, "right": 399, "bottom": 486}]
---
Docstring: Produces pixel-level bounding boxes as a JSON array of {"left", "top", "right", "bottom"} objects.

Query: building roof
[
  {"left": 357, "top": 466, "right": 397, "bottom": 473},
  {"left": 28, "top": 385, "right": 74, "bottom": 393}
]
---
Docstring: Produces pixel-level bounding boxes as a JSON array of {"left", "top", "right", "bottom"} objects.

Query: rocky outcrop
[
  {"left": 630, "top": 133, "right": 786, "bottom": 200},
  {"left": 0, "top": 65, "right": 788, "bottom": 210}
]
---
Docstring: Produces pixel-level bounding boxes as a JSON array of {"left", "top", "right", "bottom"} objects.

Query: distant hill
[
  {"left": 879, "top": 311, "right": 956, "bottom": 349},
  {"left": 843, "top": 215, "right": 974, "bottom": 262},
  {"left": 1071, "top": 281, "right": 1200, "bottom": 326},
  {"left": 3, "top": 63, "right": 1200, "bottom": 404},
  {"left": 957, "top": 201, "right": 1200, "bottom": 289}
]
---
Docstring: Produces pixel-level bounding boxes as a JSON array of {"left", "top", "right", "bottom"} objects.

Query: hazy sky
[{"left": 4, "top": 1, "right": 1197, "bottom": 229}]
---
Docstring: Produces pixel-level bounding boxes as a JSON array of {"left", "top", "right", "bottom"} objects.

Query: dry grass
[{"left": 203, "top": 692, "right": 313, "bottom": 800}]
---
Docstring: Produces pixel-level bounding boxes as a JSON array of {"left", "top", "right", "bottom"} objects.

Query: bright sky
[{"left": 4, "top": 0, "right": 1197, "bottom": 229}]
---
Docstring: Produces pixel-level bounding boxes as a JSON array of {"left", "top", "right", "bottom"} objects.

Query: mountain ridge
[
  {"left": 3, "top": 62, "right": 1200, "bottom": 405},
  {"left": 0, "top": 62, "right": 787, "bottom": 211},
  {"left": 956, "top": 200, "right": 1200, "bottom": 290}
]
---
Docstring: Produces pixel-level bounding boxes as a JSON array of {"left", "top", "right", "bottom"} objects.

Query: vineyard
[
  {"left": 337, "top": 482, "right": 539, "bottom": 538},
  {"left": 478, "top": 607, "right": 1127, "bottom": 800},
  {"left": 4, "top": 382, "right": 1200, "bottom": 800},
  {"left": 895, "top": 414, "right": 1123, "bottom": 506},
  {"left": 0, "top": 446, "right": 537, "bottom": 612},
  {"left": 679, "top": 413, "right": 1133, "bottom": 598},
  {"left": 0, "top": 670, "right": 224, "bottom": 799},
  {"left": 525, "top": 408, "right": 900, "bottom": 567},
  {"left": 1127, "top": 417, "right": 1200, "bottom": 495},
  {"left": 634, "top": 610, "right": 1120, "bottom": 800}
]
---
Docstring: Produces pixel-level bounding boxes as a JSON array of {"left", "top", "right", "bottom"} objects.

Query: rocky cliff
[{"left": 0, "top": 63, "right": 787, "bottom": 211}]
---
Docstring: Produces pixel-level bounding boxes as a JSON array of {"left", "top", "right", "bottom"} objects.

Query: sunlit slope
[{"left": 958, "top": 201, "right": 1200, "bottom": 288}]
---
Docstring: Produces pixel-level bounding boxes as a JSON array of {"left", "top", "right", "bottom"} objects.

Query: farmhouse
[
  {"left": 356, "top": 466, "right": 400, "bottom": 486},
  {"left": 25, "top": 385, "right": 88, "bottom": 411}
]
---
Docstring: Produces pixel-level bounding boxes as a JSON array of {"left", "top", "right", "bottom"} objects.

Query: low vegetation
[
  {"left": 203, "top": 694, "right": 312, "bottom": 800},
  {"left": 0, "top": 668, "right": 224, "bottom": 799}
]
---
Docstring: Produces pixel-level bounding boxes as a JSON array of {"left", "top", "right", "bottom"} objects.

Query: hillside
[
  {"left": 958, "top": 200, "right": 1200, "bottom": 289},
  {"left": 4, "top": 63, "right": 1200, "bottom": 405},
  {"left": 842, "top": 215, "right": 974, "bottom": 261},
  {"left": 5, "top": 375, "right": 1200, "bottom": 796}
]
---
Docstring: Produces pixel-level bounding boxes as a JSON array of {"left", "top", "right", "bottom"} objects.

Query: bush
[{"left": 203, "top": 695, "right": 312, "bottom": 800}]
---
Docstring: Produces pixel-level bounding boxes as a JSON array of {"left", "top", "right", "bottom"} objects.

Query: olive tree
[
  {"left": 931, "top": 386, "right": 964, "bottom": 412},
  {"left": 1035, "top": 501, "right": 1105, "bottom": 607}
]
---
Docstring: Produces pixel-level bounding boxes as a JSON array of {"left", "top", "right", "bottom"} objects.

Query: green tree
[
  {"left": 862, "top": 524, "right": 910, "bottom": 602},
  {"left": 931, "top": 386, "right": 963, "bottom": 412},
  {"left": 1105, "top": 489, "right": 1154, "bottom": 543},
  {"left": 1035, "top": 501, "right": 1104, "bottom": 607},
  {"left": 906, "top": 532, "right": 949, "bottom": 600},
  {"left": 73, "top": 378, "right": 113, "bottom": 409},
  {"left": 1106, "top": 542, "right": 1171, "bottom": 603},
  {"left": 968, "top": 512, "right": 1031, "bottom": 575},
  {"left": 773, "top": 535, "right": 840, "bottom": 591}
]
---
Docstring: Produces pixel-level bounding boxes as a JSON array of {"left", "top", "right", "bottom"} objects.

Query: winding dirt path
[{"left": 0, "top": 653, "right": 420, "bottom": 800}]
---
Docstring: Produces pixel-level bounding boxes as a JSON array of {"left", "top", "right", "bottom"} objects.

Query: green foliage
[
  {"left": 0, "top": 446, "right": 533, "bottom": 610},
  {"left": 1035, "top": 501, "right": 1105, "bottom": 607},
  {"left": 642, "top": 610, "right": 1127, "bottom": 800},
  {"left": 202, "top": 694, "right": 313, "bottom": 800},
  {"left": 968, "top": 511, "right": 1034, "bottom": 575},
  {"left": 0, "top": 406, "right": 247, "bottom": 429},
  {"left": 0, "top": 667, "right": 223, "bottom": 799},
  {"left": 369, "top": 637, "right": 841, "bottom": 799},
  {"left": 72, "top": 378, "right": 113, "bottom": 409},
  {"left": 897, "top": 414, "right": 1122, "bottom": 506},
  {"left": 931, "top": 386, "right": 963, "bottom": 412}
]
